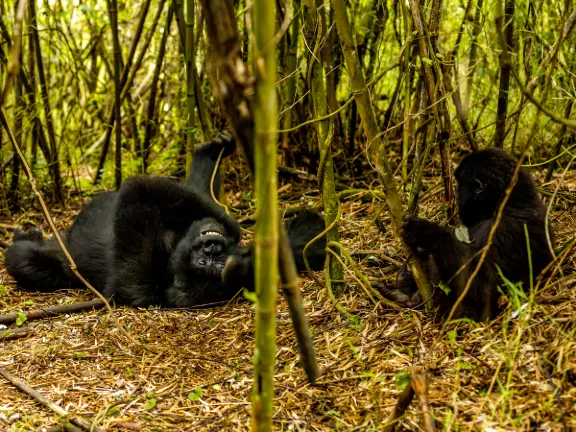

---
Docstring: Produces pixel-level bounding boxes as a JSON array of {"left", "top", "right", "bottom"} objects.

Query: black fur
[
  {"left": 5, "top": 131, "right": 326, "bottom": 307},
  {"left": 221, "top": 209, "right": 327, "bottom": 291},
  {"left": 397, "top": 148, "right": 555, "bottom": 321}
]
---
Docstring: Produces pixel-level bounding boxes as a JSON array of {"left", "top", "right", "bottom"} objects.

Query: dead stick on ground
[
  {"left": 0, "top": 326, "right": 34, "bottom": 340},
  {"left": 383, "top": 382, "right": 415, "bottom": 432},
  {"left": 0, "top": 299, "right": 105, "bottom": 325},
  {"left": 411, "top": 368, "right": 436, "bottom": 432},
  {"left": 43, "top": 422, "right": 84, "bottom": 432},
  {"left": 0, "top": 367, "right": 104, "bottom": 432}
]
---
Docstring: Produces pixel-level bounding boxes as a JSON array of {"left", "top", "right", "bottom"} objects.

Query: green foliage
[
  {"left": 143, "top": 392, "right": 157, "bottom": 411},
  {"left": 394, "top": 370, "right": 411, "bottom": 391},
  {"left": 187, "top": 387, "right": 203, "bottom": 401},
  {"left": 242, "top": 289, "right": 257, "bottom": 303},
  {"left": 15, "top": 311, "right": 27, "bottom": 326}
]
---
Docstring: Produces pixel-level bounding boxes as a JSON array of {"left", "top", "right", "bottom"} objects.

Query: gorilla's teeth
[{"left": 202, "top": 231, "right": 223, "bottom": 236}]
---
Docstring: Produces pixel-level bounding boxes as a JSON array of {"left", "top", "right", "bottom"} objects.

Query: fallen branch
[
  {"left": 0, "top": 299, "right": 105, "bottom": 325},
  {"left": 44, "top": 422, "right": 84, "bottom": 432},
  {"left": 411, "top": 369, "right": 436, "bottom": 432},
  {"left": 0, "top": 326, "right": 34, "bottom": 340},
  {"left": 383, "top": 382, "right": 415, "bottom": 432},
  {"left": 0, "top": 367, "right": 104, "bottom": 432}
]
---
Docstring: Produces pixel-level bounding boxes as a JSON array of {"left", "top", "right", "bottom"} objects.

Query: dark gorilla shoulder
[{"left": 395, "top": 148, "right": 554, "bottom": 321}]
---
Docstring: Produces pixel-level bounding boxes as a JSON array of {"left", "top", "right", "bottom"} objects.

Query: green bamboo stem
[
  {"left": 29, "top": 0, "right": 64, "bottom": 201},
  {"left": 330, "top": 0, "right": 433, "bottom": 305},
  {"left": 252, "top": 0, "right": 279, "bottom": 429},
  {"left": 281, "top": 0, "right": 300, "bottom": 160},
  {"left": 106, "top": 0, "right": 123, "bottom": 188},
  {"left": 305, "top": 0, "right": 343, "bottom": 295},
  {"left": 185, "top": 0, "right": 197, "bottom": 176}
]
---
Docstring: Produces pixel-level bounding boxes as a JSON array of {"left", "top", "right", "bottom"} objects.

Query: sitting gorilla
[
  {"left": 5, "top": 132, "right": 326, "bottom": 307},
  {"left": 395, "top": 148, "right": 555, "bottom": 321}
]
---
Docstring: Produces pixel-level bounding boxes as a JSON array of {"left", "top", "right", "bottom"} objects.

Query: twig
[
  {"left": 0, "top": 367, "right": 103, "bottom": 432},
  {"left": 42, "top": 422, "right": 84, "bottom": 432},
  {"left": 411, "top": 369, "right": 436, "bottom": 432},
  {"left": 383, "top": 382, "right": 415, "bottom": 432},
  {"left": 0, "top": 326, "right": 34, "bottom": 340},
  {"left": 0, "top": 299, "right": 105, "bottom": 325}
]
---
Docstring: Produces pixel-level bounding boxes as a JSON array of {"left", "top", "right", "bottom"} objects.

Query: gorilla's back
[{"left": 65, "top": 191, "right": 118, "bottom": 290}]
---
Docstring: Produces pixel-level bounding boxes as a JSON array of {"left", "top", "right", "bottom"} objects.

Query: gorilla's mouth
[{"left": 200, "top": 230, "right": 224, "bottom": 237}]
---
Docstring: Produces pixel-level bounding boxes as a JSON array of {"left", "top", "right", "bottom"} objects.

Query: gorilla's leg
[
  {"left": 286, "top": 210, "right": 327, "bottom": 272},
  {"left": 221, "top": 210, "right": 327, "bottom": 291},
  {"left": 108, "top": 176, "right": 241, "bottom": 307},
  {"left": 5, "top": 228, "right": 72, "bottom": 292},
  {"left": 187, "top": 130, "right": 236, "bottom": 199}
]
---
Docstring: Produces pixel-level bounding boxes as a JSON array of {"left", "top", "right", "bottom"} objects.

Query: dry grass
[{"left": 0, "top": 169, "right": 574, "bottom": 431}]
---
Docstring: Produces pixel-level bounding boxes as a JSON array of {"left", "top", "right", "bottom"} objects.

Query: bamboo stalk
[
  {"left": 93, "top": 0, "right": 157, "bottom": 182},
  {"left": 29, "top": 0, "right": 63, "bottom": 202},
  {"left": 304, "top": 1, "right": 343, "bottom": 295},
  {"left": 383, "top": 382, "right": 415, "bottom": 432},
  {"left": 330, "top": 0, "right": 434, "bottom": 304},
  {"left": 494, "top": 0, "right": 515, "bottom": 148},
  {"left": 0, "top": 327, "right": 34, "bottom": 340},
  {"left": 251, "top": 0, "right": 279, "bottom": 428},
  {"left": 199, "top": 0, "right": 320, "bottom": 386},
  {"left": 0, "top": 0, "right": 25, "bottom": 107},
  {"left": 185, "top": 0, "right": 197, "bottom": 176},
  {"left": 106, "top": 0, "right": 123, "bottom": 188},
  {"left": 142, "top": 5, "right": 174, "bottom": 171}
]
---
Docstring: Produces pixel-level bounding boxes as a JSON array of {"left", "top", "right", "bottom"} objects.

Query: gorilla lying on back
[
  {"left": 396, "top": 148, "right": 554, "bottom": 321},
  {"left": 5, "top": 132, "right": 326, "bottom": 307}
]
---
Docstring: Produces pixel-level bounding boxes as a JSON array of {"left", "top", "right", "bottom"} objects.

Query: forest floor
[{"left": 0, "top": 162, "right": 574, "bottom": 431}]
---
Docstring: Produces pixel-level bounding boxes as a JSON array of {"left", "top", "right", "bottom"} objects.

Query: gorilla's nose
[{"left": 202, "top": 237, "right": 224, "bottom": 255}]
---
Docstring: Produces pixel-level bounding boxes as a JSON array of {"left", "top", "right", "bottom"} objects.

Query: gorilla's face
[
  {"left": 455, "top": 148, "right": 515, "bottom": 227},
  {"left": 178, "top": 219, "right": 237, "bottom": 278}
]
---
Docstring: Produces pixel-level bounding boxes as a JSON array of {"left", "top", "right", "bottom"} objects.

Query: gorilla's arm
[
  {"left": 187, "top": 130, "right": 236, "bottom": 199},
  {"left": 221, "top": 210, "right": 327, "bottom": 291},
  {"left": 401, "top": 216, "right": 475, "bottom": 284}
]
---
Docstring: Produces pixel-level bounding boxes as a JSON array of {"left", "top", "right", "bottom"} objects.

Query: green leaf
[
  {"left": 143, "top": 394, "right": 156, "bottom": 411},
  {"left": 395, "top": 370, "right": 411, "bottom": 391},
  {"left": 421, "top": 57, "right": 433, "bottom": 65},
  {"left": 15, "top": 311, "right": 27, "bottom": 326},
  {"left": 242, "top": 289, "right": 257, "bottom": 303},
  {"left": 126, "top": 367, "right": 134, "bottom": 378},
  {"left": 107, "top": 406, "right": 119, "bottom": 416},
  {"left": 438, "top": 282, "right": 451, "bottom": 295},
  {"left": 455, "top": 225, "right": 471, "bottom": 243},
  {"left": 448, "top": 330, "right": 457, "bottom": 345},
  {"left": 0, "top": 285, "right": 7, "bottom": 296},
  {"left": 188, "top": 387, "right": 203, "bottom": 401}
]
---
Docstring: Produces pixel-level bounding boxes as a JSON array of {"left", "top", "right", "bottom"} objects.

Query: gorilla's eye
[
  {"left": 473, "top": 179, "right": 484, "bottom": 195},
  {"left": 199, "top": 259, "right": 207, "bottom": 266}
]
